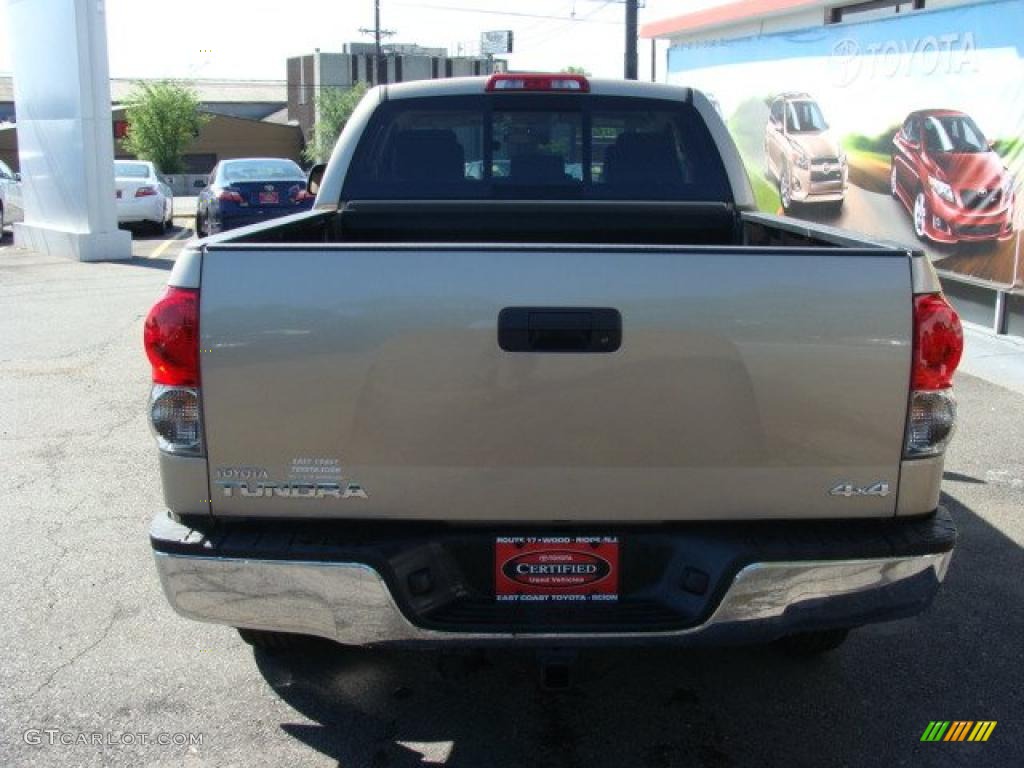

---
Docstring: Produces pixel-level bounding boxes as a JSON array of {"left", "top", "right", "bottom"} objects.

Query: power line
[
  {"left": 391, "top": 2, "right": 620, "bottom": 24},
  {"left": 513, "top": 1, "right": 579, "bottom": 37},
  {"left": 512, "top": 0, "right": 618, "bottom": 53}
]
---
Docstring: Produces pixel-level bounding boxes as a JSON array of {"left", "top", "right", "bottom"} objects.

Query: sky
[{"left": 0, "top": 0, "right": 726, "bottom": 83}]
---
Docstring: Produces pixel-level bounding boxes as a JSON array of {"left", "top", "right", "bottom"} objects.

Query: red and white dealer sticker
[{"left": 495, "top": 536, "right": 619, "bottom": 602}]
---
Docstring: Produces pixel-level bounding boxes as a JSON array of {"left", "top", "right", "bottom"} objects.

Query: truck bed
[
  {"left": 194, "top": 208, "right": 914, "bottom": 522},
  {"left": 225, "top": 201, "right": 871, "bottom": 249}
]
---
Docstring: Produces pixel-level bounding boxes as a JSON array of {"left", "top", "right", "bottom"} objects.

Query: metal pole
[
  {"left": 625, "top": 0, "right": 638, "bottom": 79},
  {"left": 994, "top": 290, "right": 1008, "bottom": 334},
  {"left": 359, "top": 2, "right": 395, "bottom": 85},
  {"left": 650, "top": 38, "right": 656, "bottom": 82},
  {"left": 375, "top": 0, "right": 386, "bottom": 85}
]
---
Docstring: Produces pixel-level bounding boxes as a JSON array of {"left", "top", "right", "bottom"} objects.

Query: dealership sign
[{"left": 830, "top": 32, "right": 978, "bottom": 86}]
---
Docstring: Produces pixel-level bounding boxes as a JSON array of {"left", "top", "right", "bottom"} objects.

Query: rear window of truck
[{"left": 342, "top": 95, "right": 732, "bottom": 202}]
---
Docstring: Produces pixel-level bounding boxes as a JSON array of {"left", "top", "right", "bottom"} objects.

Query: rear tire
[
  {"left": 778, "top": 628, "right": 850, "bottom": 657},
  {"left": 237, "top": 627, "right": 309, "bottom": 653},
  {"left": 195, "top": 212, "right": 204, "bottom": 238},
  {"left": 0, "top": 202, "right": 5, "bottom": 238}
]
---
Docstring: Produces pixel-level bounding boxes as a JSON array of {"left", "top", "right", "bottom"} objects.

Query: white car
[
  {"left": 0, "top": 158, "right": 24, "bottom": 237},
  {"left": 115, "top": 160, "right": 173, "bottom": 233}
]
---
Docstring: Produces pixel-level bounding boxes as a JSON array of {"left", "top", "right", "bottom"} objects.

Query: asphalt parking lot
[
  {"left": 1, "top": 233, "right": 1022, "bottom": 767},
  {"left": 121, "top": 222, "right": 196, "bottom": 261}
]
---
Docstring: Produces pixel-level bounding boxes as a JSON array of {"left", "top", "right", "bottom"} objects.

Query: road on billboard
[{"left": 800, "top": 157, "right": 1018, "bottom": 284}]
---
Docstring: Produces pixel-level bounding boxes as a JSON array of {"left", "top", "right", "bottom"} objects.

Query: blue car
[{"left": 195, "top": 158, "right": 314, "bottom": 236}]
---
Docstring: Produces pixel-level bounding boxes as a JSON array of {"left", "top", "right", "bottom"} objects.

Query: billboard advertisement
[
  {"left": 667, "top": 0, "right": 1024, "bottom": 287},
  {"left": 481, "top": 30, "right": 514, "bottom": 55}
]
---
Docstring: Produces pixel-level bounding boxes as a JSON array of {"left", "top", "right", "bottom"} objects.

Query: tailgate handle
[{"left": 498, "top": 307, "right": 621, "bottom": 353}]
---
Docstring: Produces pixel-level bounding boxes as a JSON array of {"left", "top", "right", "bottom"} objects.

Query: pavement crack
[
  {"left": 39, "top": 497, "right": 90, "bottom": 615},
  {"left": 11, "top": 606, "right": 129, "bottom": 705}
]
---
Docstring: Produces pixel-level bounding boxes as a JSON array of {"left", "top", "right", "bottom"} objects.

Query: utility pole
[
  {"left": 624, "top": 0, "right": 638, "bottom": 79},
  {"left": 358, "top": 0, "right": 395, "bottom": 85}
]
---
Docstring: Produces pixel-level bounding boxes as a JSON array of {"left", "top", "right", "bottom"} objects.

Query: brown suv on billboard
[{"left": 764, "top": 93, "right": 848, "bottom": 212}]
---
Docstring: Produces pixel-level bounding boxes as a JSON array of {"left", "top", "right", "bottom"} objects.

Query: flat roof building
[
  {"left": 0, "top": 75, "right": 288, "bottom": 125},
  {"left": 1, "top": 74, "right": 299, "bottom": 173},
  {"left": 287, "top": 44, "right": 500, "bottom": 142}
]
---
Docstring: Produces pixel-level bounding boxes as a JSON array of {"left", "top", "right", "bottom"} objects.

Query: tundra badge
[{"left": 216, "top": 480, "right": 368, "bottom": 499}]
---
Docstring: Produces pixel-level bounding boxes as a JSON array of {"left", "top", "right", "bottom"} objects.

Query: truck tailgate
[{"left": 199, "top": 244, "right": 911, "bottom": 521}]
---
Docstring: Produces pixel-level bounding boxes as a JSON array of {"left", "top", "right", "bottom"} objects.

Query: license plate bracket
[{"left": 495, "top": 536, "right": 619, "bottom": 603}]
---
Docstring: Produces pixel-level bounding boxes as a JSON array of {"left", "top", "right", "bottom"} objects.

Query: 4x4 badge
[{"left": 829, "top": 481, "right": 889, "bottom": 498}]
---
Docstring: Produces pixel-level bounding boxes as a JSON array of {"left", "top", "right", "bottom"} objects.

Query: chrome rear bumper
[{"left": 153, "top": 533, "right": 952, "bottom": 646}]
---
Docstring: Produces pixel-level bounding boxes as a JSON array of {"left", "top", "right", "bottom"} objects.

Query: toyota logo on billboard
[{"left": 831, "top": 38, "right": 862, "bottom": 87}]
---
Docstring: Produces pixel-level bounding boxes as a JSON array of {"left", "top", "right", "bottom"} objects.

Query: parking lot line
[{"left": 149, "top": 227, "right": 191, "bottom": 259}]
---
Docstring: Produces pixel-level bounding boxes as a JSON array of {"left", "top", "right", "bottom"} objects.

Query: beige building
[
  {"left": 0, "top": 76, "right": 301, "bottom": 174},
  {"left": 1, "top": 107, "right": 302, "bottom": 175}
]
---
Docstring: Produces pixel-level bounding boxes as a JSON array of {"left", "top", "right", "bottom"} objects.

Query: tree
[
  {"left": 304, "top": 83, "right": 369, "bottom": 164},
  {"left": 561, "top": 66, "right": 591, "bottom": 76},
  {"left": 122, "top": 82, "right": 207, "bottom": 174}
]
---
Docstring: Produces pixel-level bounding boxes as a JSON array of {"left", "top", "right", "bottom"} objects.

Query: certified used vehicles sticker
[{"left": 495, "top": 536, "right": 619, "bottom": 602}]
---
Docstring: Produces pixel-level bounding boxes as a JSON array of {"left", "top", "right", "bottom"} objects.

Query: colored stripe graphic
[
  {"left": 969, "top": 722, "right": 998, "bottom": 742},
  {"left": 921, "top": 721, "right": 950, "bottom": 741},
  {"left": 944, "top": 721, "right": 973, "bottom": 741},
  {"left": 921, "top": 721, "right": 996, "bottom": 742}
]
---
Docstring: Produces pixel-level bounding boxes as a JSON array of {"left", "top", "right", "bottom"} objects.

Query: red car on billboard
[{"left": 891, "top": 109, "right": 1014, "bottom": 244}]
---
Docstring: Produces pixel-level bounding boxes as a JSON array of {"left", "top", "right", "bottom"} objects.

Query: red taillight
[
  {"left": 912, "top": 293, "right": 963, "bottom": 390},
  {"left": 216, "top": 188, "right": 245, "bottom": 203},
  {"left": 144, "top": 287, "right": 199, "bottom": 386},
  {"left": 289, "top": 185, "right": 315, "bottom": 203},
  {"left": 135, "top": 185, "right": 158, "bottom": 197},
  {"left": 485, "top": 73, "right": 590, "bottom": 93}
]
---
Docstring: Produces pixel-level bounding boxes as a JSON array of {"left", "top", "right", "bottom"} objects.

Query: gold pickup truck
[{"left": 145, "top": 75, "right": 960, "bottom": 659}]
